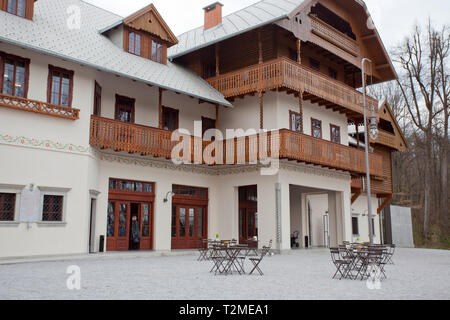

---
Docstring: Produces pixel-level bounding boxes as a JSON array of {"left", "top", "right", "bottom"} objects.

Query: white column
[
  {"left": 278, "top": 181, "right": 291, "bottom": 251},
  {"left": 154, "top": 179, "right": 172, "bottom": 251},
  {"left": 257, "top": 181, "right": 277, "bottom": 250}
]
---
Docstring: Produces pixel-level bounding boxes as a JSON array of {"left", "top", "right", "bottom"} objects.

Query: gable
[
  {"left": 123, "top": 4, "right": 178, "bottom": 47},
  {"left": 371, "top": 101, "right": 408, "bottom": 152}
]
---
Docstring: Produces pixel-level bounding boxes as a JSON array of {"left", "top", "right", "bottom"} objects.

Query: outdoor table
[{"left": 210, "top": 246, "right": 246, "bottom": 275}]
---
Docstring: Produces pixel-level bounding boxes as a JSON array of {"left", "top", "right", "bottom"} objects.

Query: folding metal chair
[
  {"left": 249, "top": 240, "right": 272, "bottom": 276},
  {"left": 386, "top": 244, "right": 396, "bottom": 264},
  {"left": 330, "top": 247, "right": 352, "bottom": 280},
  {"left": 197, "top": 239, "right": 209, "bottom": 261}
]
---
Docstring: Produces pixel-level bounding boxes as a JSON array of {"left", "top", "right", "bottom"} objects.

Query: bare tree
[{"left": 392, "top": 21, "right": 448, "bottom": 238}]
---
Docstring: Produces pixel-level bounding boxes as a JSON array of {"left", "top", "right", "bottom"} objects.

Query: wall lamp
[{"left": 163, "top": 191, "right": 175, "bottom": 203}]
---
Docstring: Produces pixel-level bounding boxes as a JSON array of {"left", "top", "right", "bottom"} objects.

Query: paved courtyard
[{"left": 0, "top": 248, "right": 448, "bottom": 300}]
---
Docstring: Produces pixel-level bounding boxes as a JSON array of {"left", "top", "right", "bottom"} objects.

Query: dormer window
[
  {"left": 2, "top": 0, "right": 34, "bottom": 20},
  {"left": 7, "top": 0, "right": 26, "bottom": 17},
  {"left": 128, "top": 32, "right": 142, "bottom": 56},
  {"left": 151, "top": 40, "right": 163, "bottom": 63}
]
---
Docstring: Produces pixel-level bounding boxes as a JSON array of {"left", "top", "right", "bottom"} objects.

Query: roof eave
[{"left": 0, "top": 36, "right": 232, "bottom": 108}]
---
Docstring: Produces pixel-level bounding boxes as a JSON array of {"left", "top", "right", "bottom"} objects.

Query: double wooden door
[
  {"left": 171, "top": 205, "right": 207, "bottom": 249},
  {"left": 107, "top": 201, "right": 153, "bottom": 251}
]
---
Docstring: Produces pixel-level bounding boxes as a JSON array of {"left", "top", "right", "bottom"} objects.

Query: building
[{"left": 0, "top": 0, "right": 407, "bottom": 258}]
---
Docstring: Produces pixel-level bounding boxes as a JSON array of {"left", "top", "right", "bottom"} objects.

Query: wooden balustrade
[
  {"left": 90, "top": 116, "right": 384, "bottom": 178},
  {"left": 310, "top": 15, "right": 360, "bottom": 56},
  {"left": 207, "top": 57, "right": 378, "bottom": 117},
  {"left": 351, "top": 176, "right": 392, "bottom": 196},
  {"left": 0, "top": 93, "right": 80, "bottom": 120},
  {"left": 279, "top": 129, "right": 383, "bottom": 177}
]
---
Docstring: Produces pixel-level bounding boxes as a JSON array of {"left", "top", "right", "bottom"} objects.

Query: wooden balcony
[
  {"left": 310, "top": 15, "right": 360, "bottom": 57},
  {"left": 0, "top": 93, "right": 80, "bottom": 120},
  {"left": 90, "top": 116, "right": 384, "bottom": 178},
  {"left": 207, "top": 57, "right": 378, "bottom": 118}
]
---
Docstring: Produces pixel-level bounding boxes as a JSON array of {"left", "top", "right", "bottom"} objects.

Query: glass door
[
  {"left": 139, "top": 202, "right": 153, "bottom": 250},
  {"left": 116, "top": 202, "right": 130, "bottom": 251}
]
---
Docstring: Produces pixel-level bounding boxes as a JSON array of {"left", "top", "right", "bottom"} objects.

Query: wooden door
[
  {"left": 116, "top": 202, "right": 131, "bottom": 251},
  {"left": 171, "top": 205, "right": 207, "bottom": 249},
  {"left": 239, "top": 208, "right": 258, "bottom": 247},
  {"left": 139, "top": 202, "right": 153, "bottom": 250}
]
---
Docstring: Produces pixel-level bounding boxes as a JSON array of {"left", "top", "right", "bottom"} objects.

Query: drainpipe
[{"left": 275, "top": 183, "right": 282, "bottom": 252}]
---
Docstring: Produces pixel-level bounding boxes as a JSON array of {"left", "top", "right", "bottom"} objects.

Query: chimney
[{"left": 203, "top": 2, "right": 223, "bottom": 31}]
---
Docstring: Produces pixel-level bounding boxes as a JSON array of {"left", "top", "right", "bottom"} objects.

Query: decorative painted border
[
  {"left": 0, "top": 133, "right": 351, "bottom": 180},
  {"left": 0, "top": 133, "right": 91, "bottom": 155}
]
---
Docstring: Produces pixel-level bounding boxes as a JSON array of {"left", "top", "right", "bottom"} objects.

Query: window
[
  {"left": 309, "top": 58, "right": 320, "bottom": 71},
  {"left": 6, "top": 0, "right": 26, "bottom": 17},
  {"left": 42, "top": 195, "right": 63, "bottom": 222},
  {"left": 151, "top": 40, "right": 163, "bottom": 63},
  {"left": 202, "top": 117, "right": 216, "bottom": 140},
  {"left": 172, "top": 185, "right": 208, "bottom": 199},
  {"left": 0, "top": 193, "right": 16, "bottom": 221},
  {"left": 114, "top": 95, "right": 135, "bottom": 123},
  {"left": 330, "top": 124, "right": 341, "bottom": 143},
  {"left": 47, "top": 65, "right": 74, "bottom": 107},
  {"left": 329, "top": 68, "right": 338, "bottom": 80},
  {"left": 289, "top": 48, "right": 298, "bottom": 62},
  {"left": 289, "top": 110, "right": 302, "bottom": 133},
  {"left": 162, "top": 106, "right": 179, "bottom": 131},
  {"left": 352, "top": 217, "right": 359, "bottom": 236},
  {"left": 93, "top": 81, "right": 102, "bottom": 116},
  {"left": 311, "top": 118, "right": 322, "bottom": 139},
  {"left": 128, "top": 32, "right": 141, "bottom": 56},
  {"left": 0, "top": 52, "right": 29, "bottom": 98}
]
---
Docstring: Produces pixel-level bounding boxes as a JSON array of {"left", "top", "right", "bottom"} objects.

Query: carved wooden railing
[
  {"left": 372, "top": 130, "right": 397, "bottom": 149},
  {"left": 310, "top": 15, "right": 360, "bottom": 57},
  {"left": 279, "top": 129, "right": 383, "bottom": 177},
  {"left": 0, "top": 93, "right": 80, "bottom": 120},
  {"left": 207, "top": 57, "right": 378, "bottom": 116},
  {"left": 351, "top": 176, "right": 392, "bottom": 196},
  {"left": 90, "top": 116, "right": 384, "bottom": 178}
]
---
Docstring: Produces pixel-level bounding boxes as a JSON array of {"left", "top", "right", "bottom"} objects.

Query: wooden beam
[
  {"left": 258, "top": 28, "right": 263, "bottom": 64},
  {"left": 299, "top": 91, "right": 304, "bottom": 133},
  {"left": 259, "top": 91, "right": 264, "bottom": 129},
  {"left": 296, "top": 39, "right": 301, "bottom": 64},
  {"left": 215, "top": 104, "right": 219, "bottom": 129},
  {"left": 158, "top": 88, "right": 163, "bottom": 129},
  {"left": 351, "top": 189, "right": 362, "bottom": 205},
  {"left": 215, "top": 43, "right": 220, "bottom": 76},
  {"left": 377, "top": 194, "right": 393, "bottom": 214}
]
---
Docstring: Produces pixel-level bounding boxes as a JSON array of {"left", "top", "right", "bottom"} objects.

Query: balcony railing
[
  {"left": 207, "top": 57, "right": 378, "bottom": 117},
  {"left": 0, "top": 93, "right": 80, "bottom": 120},
  {"left": 310, "top": 15, "right": 360, "bottom": 57},
  {"left": 90, "top": 116, "right": 384, "bottom": 178}
]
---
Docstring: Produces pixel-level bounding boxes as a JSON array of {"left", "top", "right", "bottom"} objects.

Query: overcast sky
[{"left": 84, "top": 0, "right": 450, "bottom": 51}]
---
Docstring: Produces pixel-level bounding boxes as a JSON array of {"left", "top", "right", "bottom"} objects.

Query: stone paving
[{"left": 0, "top": 248, "right": 448, "bottom": 300}]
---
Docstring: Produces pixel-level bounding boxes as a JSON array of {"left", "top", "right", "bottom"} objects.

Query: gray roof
[
  {"left": 168, "top": 0, "right": 304, "bottom": 59},
  {"left": 0, "top": 0, "right": 232, "bottom": 107}
]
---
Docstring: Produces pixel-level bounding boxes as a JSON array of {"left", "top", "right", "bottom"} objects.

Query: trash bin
[
  {"left": 99, "top": 235, "right": 105, "bottom": 252},
  {"left": 305, "top": 236, "right": 309, "bottom": 248}
]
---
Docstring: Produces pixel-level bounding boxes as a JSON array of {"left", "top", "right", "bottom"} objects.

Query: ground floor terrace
[
  {"left": 0, "top": 143, "right": 382, "bottom": 258},
  {"left": 0, "top": 248, "right": 448, "bottom": 300}
]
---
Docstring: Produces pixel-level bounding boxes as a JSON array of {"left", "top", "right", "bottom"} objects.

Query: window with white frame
[
  {"left": 0, "top": 192, "right": 16, "bottom": 221},
  {"left": 0, "top": 184, "right": 23, "bottom": 223},
  {"left": 39, "top": 187, "right": 70, "bottom": 223}
]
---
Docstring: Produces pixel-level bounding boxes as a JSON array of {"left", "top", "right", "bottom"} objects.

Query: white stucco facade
[{"left": 0, "top": 33, "right": 380, "bottom": 259}]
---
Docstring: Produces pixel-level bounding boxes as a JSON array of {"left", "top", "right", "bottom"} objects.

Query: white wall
[{"left": 351, "top": 195, "right": 381, "bottom": 244}]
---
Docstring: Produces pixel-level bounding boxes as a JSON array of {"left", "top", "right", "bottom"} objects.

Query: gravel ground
[{"left": 0, "top": 248, "right": 448, "bottom": 300}]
